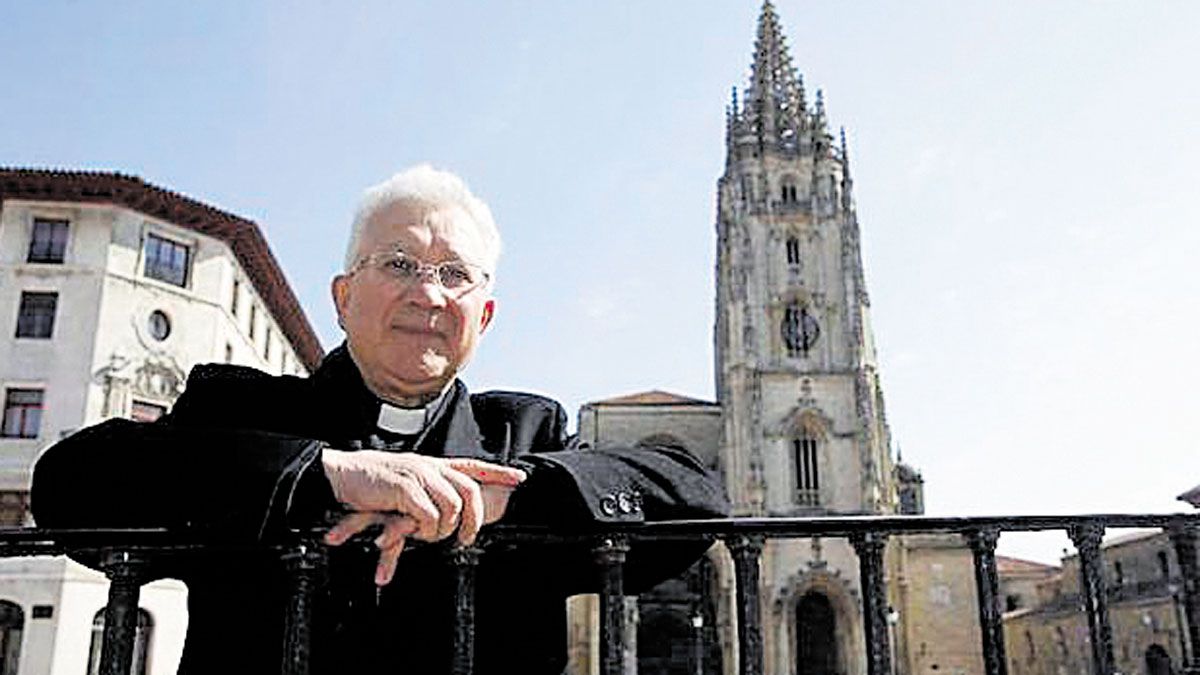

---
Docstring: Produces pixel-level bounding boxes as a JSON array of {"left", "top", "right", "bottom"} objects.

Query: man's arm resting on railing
[{"left": 30, "top": 418, "right": 327, "bottom": 538}]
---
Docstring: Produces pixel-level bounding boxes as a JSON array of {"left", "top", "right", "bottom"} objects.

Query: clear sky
[{"left": 3, "top": 1, "right": 1198, "bottom": 563}]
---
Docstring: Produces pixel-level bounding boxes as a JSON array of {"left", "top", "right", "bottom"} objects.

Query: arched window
[
  {"left": 785, "top": 237, "right": 801, "bottom": 267},
  {"left": 87, "top": 608, "right": 153, "bottom": 675},
  {"left": 794, "top": 431, "right": 820, "bottom": 506},
  {"left": 0, "top": 601, "right": 22, "bottom": 675}
]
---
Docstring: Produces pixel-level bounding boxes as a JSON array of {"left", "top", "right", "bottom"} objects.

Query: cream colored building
[
  {"left": 0, "top": 168, "right": 322, "bottom": 675},
  {"left": 1002, "top": 531, "right": 1189, "bottom": 675}
]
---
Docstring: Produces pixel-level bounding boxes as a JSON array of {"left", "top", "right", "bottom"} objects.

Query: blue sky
[{"left": 4, "top": 1, "right": 1199, "bottom": 562}]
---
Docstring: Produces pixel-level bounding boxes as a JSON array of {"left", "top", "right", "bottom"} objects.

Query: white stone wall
[
  {"left": 0, "top": 195, "right": 315, "bottom": 674},
  {"left": 0, "top": 556, "right": 187, "bottom": 675}
]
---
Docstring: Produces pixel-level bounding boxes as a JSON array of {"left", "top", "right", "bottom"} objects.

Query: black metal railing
[{"left": 5, "top": 513, "right": 1200, "bottom": 675}]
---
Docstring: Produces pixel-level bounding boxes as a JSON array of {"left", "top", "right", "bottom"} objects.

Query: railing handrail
[{"left": 7, "top": 512, "right": 1200, "bottom": 675}]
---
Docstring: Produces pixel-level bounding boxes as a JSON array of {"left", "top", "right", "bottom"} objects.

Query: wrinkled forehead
[{"left": 358, "top": 201, "right": 489, "bottom": 264}]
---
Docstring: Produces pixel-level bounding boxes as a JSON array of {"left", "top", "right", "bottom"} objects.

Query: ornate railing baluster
[
  {"left": 594, "top": 536, "right": 630, "bottom": 675},
  {"left": 850, "top": 531, "right": 891, "bottom": 675},
  {"left": 450, "top": 545, "right": 482, "bottom": 675},
  {"left": 1068, "top": 521, "right": 1114, "bottom": 675},
  {"left": 281, "top": 542, "right": 327, "bottom": 675},
  {"left": 966, "top": 528, "right": 1007, "bottom": 675},
  {"left": 99, "top": 550, "right": 147, "bottom": 675},
  {"left": 728, "top": 534, "right": 764, "bottom": 675},
  {"left": 1168, "top": 522, "right": 1200, "bottom": 674}
]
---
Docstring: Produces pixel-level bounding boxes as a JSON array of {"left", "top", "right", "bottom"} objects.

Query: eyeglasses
[{"left": 350, "top": 249, "right": 491, "bottom": 297}]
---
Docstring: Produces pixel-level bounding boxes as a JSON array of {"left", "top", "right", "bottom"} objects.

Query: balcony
[{"left": 5, "top": 512, "right": 1200, "bottom": 675}]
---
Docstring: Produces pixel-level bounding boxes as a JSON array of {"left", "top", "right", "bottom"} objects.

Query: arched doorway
[
  {"left": 796, "top": 591, "right": 839, "bottom": 675},
  {"left": 1145, "top": 644, "right": 1172, "bottom": 675}
]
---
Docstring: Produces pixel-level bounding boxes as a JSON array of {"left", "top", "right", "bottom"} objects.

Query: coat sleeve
[
  {"left": 478, "top": 393, "right": 730, "bottom": 594},
  {"left": 30, "top": 365, "right": 328, "bottom": 540}
]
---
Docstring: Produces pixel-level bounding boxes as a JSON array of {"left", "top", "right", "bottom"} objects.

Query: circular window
[{"left": 148, "top": 310, "right": 171, "bottom": 341}]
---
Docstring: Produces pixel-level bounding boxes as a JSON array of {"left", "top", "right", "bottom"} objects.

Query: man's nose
[{"left": 403, "top": 274, "right": 449, "bottom": 307}]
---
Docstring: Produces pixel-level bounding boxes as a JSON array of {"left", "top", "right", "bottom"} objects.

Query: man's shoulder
[
  {"left": 468, "top": 390, "right": 564, "bottom": 419},
  {"left": 468, "top": 389, "right": 569, "bottom": 451},
  {"left": 169, "top": 363, "right": 311, "bottom": 424},
  {"left": 184, "top": 362, "right": 308, "bottom": 391}
]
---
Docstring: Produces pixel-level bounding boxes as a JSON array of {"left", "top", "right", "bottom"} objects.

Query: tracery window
[
  {"left": 785, "top": 237, "right": 801, "bottom": 266},
  {"left": 781, "top": 303, "right": 820, "bottom": 357},
  {"left": 794, "top": 433, "right": 820, "bottom": 506},
  {"left": 780, "top": 181, "right": 799, "bottom": 204}
]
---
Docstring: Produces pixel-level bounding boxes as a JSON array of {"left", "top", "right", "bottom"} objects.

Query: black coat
[{"left": 31, "top": 346, "right": 729, "bottom": 674}]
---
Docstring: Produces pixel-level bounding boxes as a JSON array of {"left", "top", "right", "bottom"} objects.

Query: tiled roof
[
  {"left": 588, "top": 389, "right": 715, "bottom": 406},
  {"left": 0, "top": 168, "right": 323, "bottom": 370},
  {"left": 996, "top": 555, "right": 1059, "bottom": 574}
]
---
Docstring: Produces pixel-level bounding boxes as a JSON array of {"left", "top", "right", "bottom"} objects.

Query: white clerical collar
[{"left": 376, "top": 385, "right": 452, "bottom": 435}]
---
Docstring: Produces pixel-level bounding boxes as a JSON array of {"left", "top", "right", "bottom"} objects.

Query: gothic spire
[
  {"left": 745, "top": 0, "right": 805, "bottom": 151},
  {"left": 840, "top": 126, "right": 854, "bottom": 211}
]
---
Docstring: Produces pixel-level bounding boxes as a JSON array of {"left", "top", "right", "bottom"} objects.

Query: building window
[
  {"left": 781, "top": 181, "right": 798, "bottom": 204},
  {"left": 147, "top": 310, "right": 171, "bottom": 341},
  {"left": 87, "top": 608, "right": 152, "bottom": 675},
  {"left": 1005, "top": 594, "right": 1021, "bottom": 612},
  {"left": 15, "top": 292, "right": 57, "bottom": 339},
  {"left": 0, "top": 601, "right": 22, "bottom": 675},
  {"left": 785, "top": 237, "right": 801, "bottom": 266},
  {"left": 793, "top": 434, "right": 820, "bottom": 506},
  {"left": 781, "top": 303, "right": 820, "bottom": 357},
  {"left": 2, "top": 390, "right": 43, "bottom": 439},
  {"left": 143, "top": 233, "right": 191, "bottom": 287},
  {"left": 27, "top": 218, "right": 69, "bottom": 264},
  {"left": 130, "top": 400, "right": 166, "bottom": 423},
  {"left": 1113, "top": 561, "right": 1124, "bottom": 587},
  {"left": 230, "top": 278, "right": 240, "bottom": 316},
  {"left": 224, "top": 343, "right": 233, "bottom": 363},
  {"left": 1158, "top": 551, "right": 1171, "bottom": 579},
  {"left": 264, "top": 326, "right": 273, "bottom": 361},
  {"left": 248, "top": 304, "right": 258, "bottom": 341}
]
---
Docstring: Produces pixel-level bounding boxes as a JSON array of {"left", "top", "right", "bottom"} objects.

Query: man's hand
[{"left": 320, "top": 450, "right": 526, "bottom": 585}]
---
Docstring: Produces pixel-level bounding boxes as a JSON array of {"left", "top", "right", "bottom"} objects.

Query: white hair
[{"left": 345, "top": 164, "right": 502, "bottom": 275}]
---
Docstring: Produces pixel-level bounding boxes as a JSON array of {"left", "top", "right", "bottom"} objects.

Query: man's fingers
[
  {"left": 416, "top": 471, "right": 464, "bottom": 541},
  {"left": 374, "top": 515, "right": 418, "bottom": 550},
  {"left": 325, "top": 512, "right": 382, "bottom": 546},
  {"left": 445, "top": 458, "right": 527, "bottom": 486},
  {"left": 390, "top": 471, "right": 443, "bottom": 541},
  {"left": 442, "top": 469, "right": 484, "bottom": 546},
  {"left": 375, "top": 536, "right": 407, "bottom": 586}
]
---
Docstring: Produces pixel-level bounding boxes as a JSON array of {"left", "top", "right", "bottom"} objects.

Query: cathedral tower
[
  {"left": 716, "top": 0, "right": 894, "bottom": 519},
  {"left": 712, "top": 3, "right": 903, "bottom": 672}
]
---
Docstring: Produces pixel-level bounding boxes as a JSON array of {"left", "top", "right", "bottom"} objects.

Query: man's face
[{"left": 332, "top": 201, "right": 495, "bottom": 404}]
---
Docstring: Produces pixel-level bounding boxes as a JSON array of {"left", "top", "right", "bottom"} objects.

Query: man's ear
[
  {"left": 479, "top": 298, "right": 496, "bottom": 333},
  {"left": 331, "top": 275, "right": 350, "bottom": 330}
]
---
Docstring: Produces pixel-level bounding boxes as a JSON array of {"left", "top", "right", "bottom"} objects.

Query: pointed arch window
[
  {"left": 87, "top": 608, "right": 152, "bottom": 675},
  {"left": 0, "top": 601, "right": 22, "bottom": 675},
  {"left": 785, "top": 237, "right": 801, "bottom": 266},
  {"left": 794, "top": 432, "right": 820, "bottom": 506},
  {"left": 781, "top": 181, "right": 799, "bottom": 205}
]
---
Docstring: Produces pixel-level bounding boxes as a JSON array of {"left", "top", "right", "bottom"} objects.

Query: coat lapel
[{"left": 414, "top": 380, "right": 488, "bottom": 460}]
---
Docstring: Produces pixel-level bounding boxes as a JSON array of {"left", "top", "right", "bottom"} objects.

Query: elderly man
[{"left": 32, "top": 166, "right": 728, "bottom": 674}]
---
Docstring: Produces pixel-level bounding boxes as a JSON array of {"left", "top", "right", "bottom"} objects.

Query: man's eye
[
  {"left": 439, "top": 265, "right": 473, "bottom": 288},
  {"left": 387, "top": 257, "right": 420, "bottom": 276}
]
